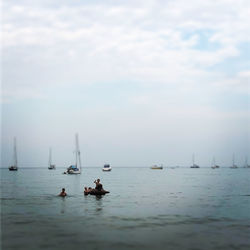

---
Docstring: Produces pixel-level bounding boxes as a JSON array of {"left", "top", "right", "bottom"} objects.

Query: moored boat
[
  {"left": 150, "top": 165, "right": 163, "bottom": 169},
  {"left": 9, "top": 137, "right": 18, "bottom": 171},
  {"left": 230, "top": 154, "right": 238, "bottom": 168},
  {"left": 211, "top": 157, "right": 220, "bottom": 169},
  {"left": 243, "top": 157, "right": 250, "bottom": 168},
  {"left": 67, "top": 133, "right": 81, "bottom": 174},
  {"left": 102, "top": 164, "right": 112, "bottom": 171},
  {"left": 48, "top": 148, "right": 56, "bottom": 170},
  {"left": 190, "top": 154, "right": 200, "bottom": 168}
]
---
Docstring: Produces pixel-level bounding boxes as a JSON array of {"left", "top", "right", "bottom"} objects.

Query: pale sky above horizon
[{"left": 1, "top": 0, "right": 250, "bottom": 167}]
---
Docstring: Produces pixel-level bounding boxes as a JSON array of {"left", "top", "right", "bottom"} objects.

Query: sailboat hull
[
  {"left": 48, "top": 165, "right": 56, "bottom": 170},
  {"left": 68, "top": 170, "right": 81, "bottom": 174},
  {"left": 9, "top": 166, "right": 18, "bottom": 171}
]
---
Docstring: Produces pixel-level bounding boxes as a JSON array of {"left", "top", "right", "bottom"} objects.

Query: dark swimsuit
[{"left": 96, "top": 183, "right": 103, "bottom": 191}]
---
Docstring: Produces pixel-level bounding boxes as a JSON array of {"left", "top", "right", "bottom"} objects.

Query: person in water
[
  {"left": 94, "top": 179, "right": 103, "bottom": 191},
  {"left": 59, "top": 188, "right": 67, "bottom": 197},
  {"left": 84, "top": 187, "right": 93, "bottom": 193}
]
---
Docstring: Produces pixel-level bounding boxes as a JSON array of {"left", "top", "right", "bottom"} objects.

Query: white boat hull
[
  {"left": 102, "top": 168, "right": 112, "bottom": 171},
  {"left": 68, "top": 169, "right": 81, "bottom": 174}
]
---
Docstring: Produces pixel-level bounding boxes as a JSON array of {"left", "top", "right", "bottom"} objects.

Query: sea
[{"left": 1, "top": 167, "right": 250, "bottom": 250}]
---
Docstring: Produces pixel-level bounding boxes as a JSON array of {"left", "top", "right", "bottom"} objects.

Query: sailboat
[
  {"left": 9, "top": 137, "right": 18, "bottom": 171},
  {"left": 243, "top": 156, "right": 250, "bottom": 168},
  {"left": 211, "top": 157, "right": 220, "bottom": 169},
  {"left": 48, "top": 148, "right": 56, "bottom": 170},
  {"left": 67, "top": 133, "right": 81, "bottom": 174},
  {"left": 230, "top": 154, "right": 238, "bottom": 168},
  {"left": 190, "top": 154, "right": 200, "bottom": 168}
]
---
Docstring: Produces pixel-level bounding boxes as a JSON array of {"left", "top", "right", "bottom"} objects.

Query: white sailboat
[
  {"left": 190, "top": 154, "right": 200, "bottom": 168},
  {"left": 230, "top": 154, "right": 238, "bottom": 168},
  {"left": 67, "top": 133, "right": 81, "bottom": 174},
  {"left": 48, "top": 148, "right": 56, "bottom": 170},
  {"left": 243, "top": 156, "right": 250, "bottom": 168},
  {"left": 211, "top": 157, "right": 220, "bottom": 169},
  {"left": 9, "top": 137, "right": 18, "bottom": 171}
]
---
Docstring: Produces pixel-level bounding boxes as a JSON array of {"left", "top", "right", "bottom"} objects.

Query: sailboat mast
[
  {"left": 49, "top": 148, "right": 52, "bottom": 167},
  {"left": 14, "top": 137, "right": 17, "bottom": 167},
  {"left": 75, "top": 134, "right": 78, "bottom": 168},
  {"left": 192, "top": 153, "right": 195, "bottom": 166},
  {"left": 75, "top": 133, "right": 81, "bottom": 169}
]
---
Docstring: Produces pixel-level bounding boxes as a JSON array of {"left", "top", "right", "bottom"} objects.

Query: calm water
[{"left": 1, "top": 167, "right": 250, "bottom": 250}]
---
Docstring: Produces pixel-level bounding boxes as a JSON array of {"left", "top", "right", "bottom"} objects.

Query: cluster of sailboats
[
  {"left": 8, "top": 134, "right": 112, "bottom": 173},
  {"left": 150, "top": 154, "right": 250, "bottom": 169},
  {"left": 7, "top": 135, "right": 250, "bottom": 171}
]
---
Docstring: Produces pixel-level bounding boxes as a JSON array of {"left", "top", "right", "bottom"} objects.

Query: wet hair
[{"left": 62, "top": 188, "right": 65, "bottom": 191}]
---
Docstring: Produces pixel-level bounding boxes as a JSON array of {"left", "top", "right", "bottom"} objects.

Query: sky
[{"left": 1, "top": 0, "right": 250, "bottom": 167}]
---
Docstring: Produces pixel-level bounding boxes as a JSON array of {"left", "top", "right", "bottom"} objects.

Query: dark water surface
[{"left": 1, "top": 167, "right": 250, "bottom": 250}]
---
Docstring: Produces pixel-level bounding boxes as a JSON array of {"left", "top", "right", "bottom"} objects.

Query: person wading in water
[{"left": 94, "top": 179, "right": 103, "bottom": 191}]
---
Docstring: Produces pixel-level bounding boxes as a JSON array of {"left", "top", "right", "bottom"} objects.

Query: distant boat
[
  {"left": 9, "top": 137, "right": 18, "bottom": 171},
  {"left": 48, "top": 148, "right": 56, "bottom": 170},
  {"left": 230, "top": 154, "right": 238, "bottom": 168},
  {"left": 211, "top": 157, "right": 220, "bottom": 169},
  {"left": 190, "top": 154, "right": 200, "bottom": 168},
  {"left": 151, "top": 165, "right": 163, "bottom": 169},
  {"left": 102, "top": 164, "right": 112, "bottom": 171},
  {"left": 243, "top": 156, "right": 250, "bottom": 168},
  {"left": 67, "top": 133, "right": 81, "bottom": 174}
]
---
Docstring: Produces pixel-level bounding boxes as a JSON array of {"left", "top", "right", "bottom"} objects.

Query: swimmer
[{"left": 59, "top": 188, "right": 67, "bottom": 197}]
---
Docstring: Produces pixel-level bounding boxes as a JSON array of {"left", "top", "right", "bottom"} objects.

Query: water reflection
[
  {"left": 95, "top": 195, "right": 103, "bottom": 213},
  {"left": 60, "top": 197, "right": 66, "bottom": 214}
]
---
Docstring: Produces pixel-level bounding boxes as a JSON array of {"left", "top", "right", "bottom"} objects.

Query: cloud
[{"left": 1, "top": 0, "right": 250, "bottom": 103}]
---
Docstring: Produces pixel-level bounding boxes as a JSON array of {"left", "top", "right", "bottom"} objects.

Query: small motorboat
[
  {"left": 102, "top": 164, "right": 112, "bottom": 171},
  {"left": 150, "top": 165, "right": 163, "bottom": 169}
]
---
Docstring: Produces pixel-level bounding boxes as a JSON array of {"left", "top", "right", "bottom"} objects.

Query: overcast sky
[{"left": 1, "top": 0, "right": 250, "bottom": 167}]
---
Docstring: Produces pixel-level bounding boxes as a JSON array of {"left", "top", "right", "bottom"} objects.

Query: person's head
[
  {"left": 62, "top": 188, "right": 65, "bottom": 192},
  {"left": 84, "top": 187, "right": 87, "bottom": 191},
  {"left": 97, "top": 179, "right": 100, "bottom": 183}
]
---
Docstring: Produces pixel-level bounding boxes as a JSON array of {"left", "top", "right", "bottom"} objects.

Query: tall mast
[
  {"left": 75, "top": 133, "right": 81, "bottom": 169},
  {"left": 212, "top": 156, "right": 215, "bottom": 167},
  {"left": 192, "top": 153, "right": 195, "bottom": 166},
  {"left": 14, "top": 137, "right": 18, "bottom": 167},
  {"left": 75, "top": 134, "right": 78, "bottom": 167},
  {"left": 232, "top": 153, "right": 235, "bottom": 166},
  {"left": 49, "top": 148, "right": 52, "bottom": 166}
]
